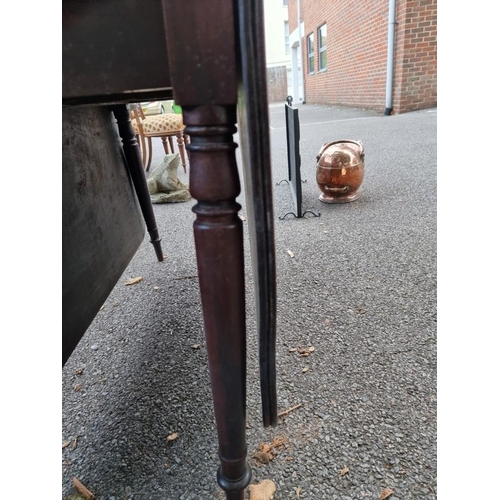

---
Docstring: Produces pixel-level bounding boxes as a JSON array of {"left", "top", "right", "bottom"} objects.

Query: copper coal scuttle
[{"left": 316, "top": 140, "right": 365, "bottom": 203}]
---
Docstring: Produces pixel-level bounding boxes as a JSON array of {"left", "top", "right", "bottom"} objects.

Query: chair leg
[
  {"left": 177, "top": 133, "right": 187, "bottom": 173},
  {"left": 168, "top": 136, "right": 174, "bottom": 154},
  {"left": 161, "top": 136, "right": 170, "bottom": 155},
  {"left": 145, "top": 137, "right": 153, "bottom": 171},
  {"left": 137, "top": 134, "right": 147, "bottom": 169}
]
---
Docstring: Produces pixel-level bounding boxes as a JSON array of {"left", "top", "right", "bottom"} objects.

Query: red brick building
[{"left": 287, "top": 0, "right": 437, "bottom": 114}]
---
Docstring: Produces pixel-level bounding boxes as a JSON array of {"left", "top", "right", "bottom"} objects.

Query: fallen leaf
[
  {"left": 297, "top": 347, "right": 315, "bottom": 357},
  {"left": 253, "top": 451, "right": 270, "bottom": 464},
  {"left": 248, "top": 479, "right": 276, "bottom": 500},
  {"left": 191, "top": 344, "right": 201, "bottom": 349},
  {"left": 125, "top": 276, "right": 143, "bottom": 286},
  {"left": 75, "top": 368, "right": 83, "bottom": 375},
  {"left": 62, "top": 440, "right": 71, "bottom": 449},
  {"left": 302, "top": 367, "right": 309, "bottom": 373},
  {"left": 72, "top": 478, "right": 95, "bottom": 499},
  {"left": 252, "top": 437, "right": 287, "bottom": 464},
  {"left": 294, "top": 486, "right": 302, "bottom": 496},
  {"left": 288, "top": 347, "right": 297, "bottom": 353},
  {"left": 74, "top": 384, "right": 82, "bottom": 392},
  {"left": 380, "top": 487, "right": 394, "bottom": 500},
  {"left": 340, "top": 467, "right": 349, "bottom": 476},
  {"left": 285, "top": 456, "right": 294, "bottom": 461},
  {"left": 287, "top": 250, "right": 295, "bottom": 258},
  {"left": 324, "top": 319, "right": 330, "bottom": 326},
  {"left": 166, "top": 433, "right": 178, "bottom": 442},
  {"left": 72, "top": 435, "right": 79, "bottom": 450},
  {"left": 271, "top": 437, "right": 287, "bottom": 448}
]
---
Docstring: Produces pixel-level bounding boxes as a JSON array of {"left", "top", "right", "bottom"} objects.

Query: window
[
  {"left": 307, "top": 33, "right": 314, "bottom": 74},
  {"left": 318, "top": 24, "right": 327, "bottom": 71},
  {"left": 284, "top": 21, "right": 290, "bottom": 55}
]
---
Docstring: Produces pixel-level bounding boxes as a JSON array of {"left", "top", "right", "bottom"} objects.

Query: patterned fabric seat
[
  {"left": 131, "top": 113, "right": 184, "bottom": 135},
  {"left": 129, "top": 104, "right": 189, "bottom": 172}
]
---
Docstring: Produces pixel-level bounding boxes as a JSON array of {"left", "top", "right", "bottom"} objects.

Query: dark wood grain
[
  {"left": 62, "top": 106, "right": 145, "bottom": 365},
  {"left": 162, "top": 0, "right": 237, "bottom": 106},
  {"left": 111, "top": 105, "right": 164, "bottom": 262},
  {"left": 235, "top": 0, "right": 278, "bottom": 428},
  {"left": 163, "top": 2, "right": 251, "bottom": 496},
  {"left": 185, "top": 105, "right": 251, "bottom": 498},
  {"left": 62, "top": 0, "right": 172, "bottom": 103}
]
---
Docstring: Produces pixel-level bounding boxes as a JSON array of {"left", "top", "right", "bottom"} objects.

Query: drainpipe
[
  {"left": 384, "top": 0, "right": 396, "bottom": 115},
  {"left": 297, "top": 0, "right": 305, "bottom": 103}
]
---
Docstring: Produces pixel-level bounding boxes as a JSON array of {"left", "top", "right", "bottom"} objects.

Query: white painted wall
[{"left": 263, "top": 0, "right": 291, "bottom": 68}]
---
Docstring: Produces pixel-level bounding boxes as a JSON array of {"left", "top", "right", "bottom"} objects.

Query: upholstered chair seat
[
  {"left": 131, "top": 113, "right": 184, "bottom": 135},
  {"left": 129, "top": 105, "right": 189, "bottom": 172}
]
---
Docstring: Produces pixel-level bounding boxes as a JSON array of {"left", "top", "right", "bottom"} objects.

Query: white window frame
[
  {"left": 318, "top": 24, "right": 327, "bottom": 72},
  {"left": 284, "top": 21, "right": 290, "bottom": 55},
  {"left": 307, "top": 33, "right": 314, "bottom": 74}
]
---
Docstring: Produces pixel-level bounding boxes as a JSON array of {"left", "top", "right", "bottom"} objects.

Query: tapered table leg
[
  {"left": 111, "top": 105, "right": 164, "bottom": 262},
  {"left": 184, "top": 105, "right": 251, "bottom": 499}
]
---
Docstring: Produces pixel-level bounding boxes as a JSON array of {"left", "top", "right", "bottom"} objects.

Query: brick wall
[
  {"left": 393, "top": 0, "right": 437, "bottom": 114},
  {"left": 291, "top": 0, "right": 436, "bottom": 114},
  {"left": 267, "top": 66, "right": 289, "bottom": 103}
]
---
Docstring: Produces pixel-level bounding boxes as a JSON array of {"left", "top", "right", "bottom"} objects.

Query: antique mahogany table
[{"left": 62, "top": 1, "right": 277, "bottom": 498}]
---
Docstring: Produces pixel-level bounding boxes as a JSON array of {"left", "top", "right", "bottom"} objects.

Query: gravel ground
[{"left": 62, "top": 104, "right": 437, "bottom": 499}]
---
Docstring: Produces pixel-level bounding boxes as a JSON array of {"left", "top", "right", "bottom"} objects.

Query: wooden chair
[{"left": 130, "top": 103, "right": 188, "bottom": 172}]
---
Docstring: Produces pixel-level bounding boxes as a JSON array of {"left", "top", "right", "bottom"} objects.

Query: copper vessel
[{"left": 316, "top": 140, "right": 365, "bottom": 203}]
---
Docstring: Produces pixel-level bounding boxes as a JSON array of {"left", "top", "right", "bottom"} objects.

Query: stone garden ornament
[{"left": 147, "top": 153, "right": 191, "bottom": 203}]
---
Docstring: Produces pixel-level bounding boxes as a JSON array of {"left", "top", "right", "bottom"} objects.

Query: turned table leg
[
  {"left": 184, "top": 105, "right": 251, "bottom": 499},
  {"left": 111, "top": 105, "right": 164, "bottom": 262}
]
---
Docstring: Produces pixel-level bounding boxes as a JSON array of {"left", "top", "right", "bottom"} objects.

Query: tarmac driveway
[{"left": 62, "top": 104, "right": 437, "bottom": 499}]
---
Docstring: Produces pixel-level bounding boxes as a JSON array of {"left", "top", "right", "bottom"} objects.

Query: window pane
[
  {"left": 320, "top": 51, "right": 327, "bottom": 70},
  {"left": 319, "top": 25, "right": 327, "bottom": 48}
]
